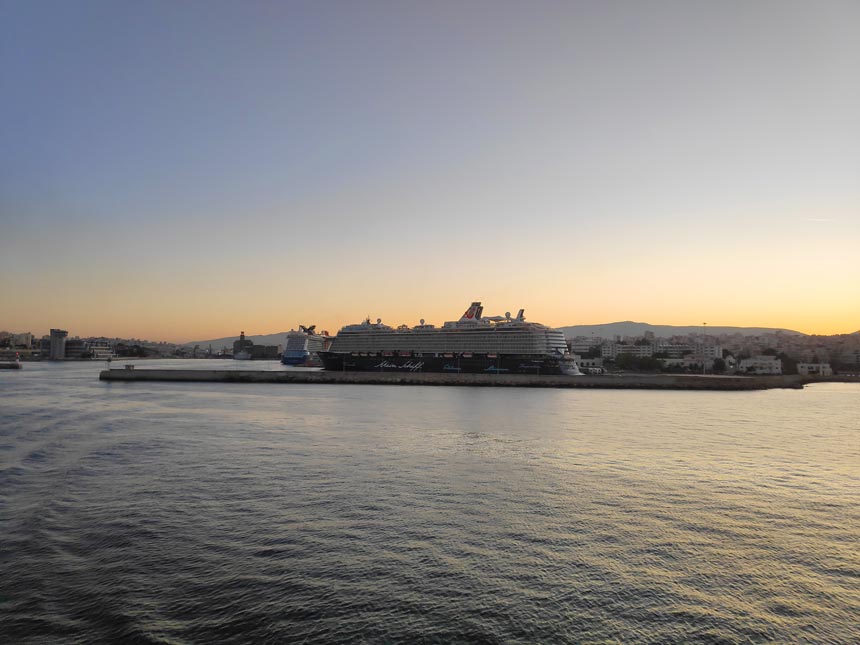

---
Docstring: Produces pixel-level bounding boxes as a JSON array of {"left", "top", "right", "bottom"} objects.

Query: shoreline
[{"left": 96, "top": 368, "right": 860, "bottom": 390}]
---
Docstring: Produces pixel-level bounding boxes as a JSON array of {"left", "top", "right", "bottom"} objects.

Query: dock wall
[{"left": 97, "top": 368, "right": 825, "bottom": 390}]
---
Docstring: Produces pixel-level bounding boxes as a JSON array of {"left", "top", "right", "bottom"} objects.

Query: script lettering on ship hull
[{"left": 373, "top": 360, "right": 425, "bottom": 372}]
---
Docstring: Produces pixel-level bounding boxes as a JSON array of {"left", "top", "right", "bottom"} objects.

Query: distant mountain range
[
  {"left": 183, "top": 322, "right": 807, "bottom": 348},
  {"left": 559, "top": 321, "right": 805, "bottom": 339}
]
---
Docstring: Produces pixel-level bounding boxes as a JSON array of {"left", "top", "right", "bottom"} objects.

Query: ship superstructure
[
  {"left": 320, "top": 302, "right": 581, "bottom": 375},
  {"left": 281, "top": 325, "right": 330, "bottom": 366}
]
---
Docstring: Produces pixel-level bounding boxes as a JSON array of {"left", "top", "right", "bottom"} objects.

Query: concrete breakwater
[{"left": 98, "top": 368, "right": 816, "bottom": 390}]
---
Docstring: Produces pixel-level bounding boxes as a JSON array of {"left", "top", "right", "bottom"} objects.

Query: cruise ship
[
  {"left": 319, "top": 302, "right": 581, "bottom": 375},
  {"left": 281, "top": 325, "right": 330, "bottom": 366}
]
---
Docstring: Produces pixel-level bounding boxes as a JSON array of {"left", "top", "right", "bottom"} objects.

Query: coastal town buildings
[
  {"left": 596, "top": 340, "right": 723, "bottom": 362},
  {"left": 3, "top": 323, "right": 858, "bottom": 371},
  {"left": 567, "top": 326, "right": 860, "bottom": 374}
]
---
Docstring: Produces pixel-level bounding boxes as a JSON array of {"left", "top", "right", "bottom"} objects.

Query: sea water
[{"left": 1, "top": 361, "right": 858, "bottom": 643}]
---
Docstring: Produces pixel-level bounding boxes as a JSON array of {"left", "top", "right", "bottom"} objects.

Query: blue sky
[{"left": 2, "top": 1, "right": 858, "bottom": 340}]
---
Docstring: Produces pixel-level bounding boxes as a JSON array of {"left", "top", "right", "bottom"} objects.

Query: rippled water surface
[{"left": 1, "top": 360, "right": 859, "bottom": 643}]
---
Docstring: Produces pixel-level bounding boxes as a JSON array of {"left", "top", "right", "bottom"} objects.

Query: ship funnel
[
  {"left": 516, "top": 309, "right": 525, "bottom": 321},
  {"left": 459, "top": 301, "right": 483, "bottom": 322}
]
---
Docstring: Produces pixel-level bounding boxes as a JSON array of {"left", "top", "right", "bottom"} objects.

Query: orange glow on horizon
[{"left": 6, "top": 296, "right": 857, "bottom": 344}]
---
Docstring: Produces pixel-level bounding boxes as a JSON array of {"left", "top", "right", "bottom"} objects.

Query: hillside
[{"left": 560, "top": 321, "right": 805, "bottom": 339}]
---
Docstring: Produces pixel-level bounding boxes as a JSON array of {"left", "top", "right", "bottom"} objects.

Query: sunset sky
[{"left": 2, "top": 1, "right": 858, "bottom": 342}]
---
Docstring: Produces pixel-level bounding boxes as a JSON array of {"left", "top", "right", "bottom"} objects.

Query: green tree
[
  {"left": 615, "top": 354, "right": 663, "bottom": 371},
  {"left": 583, "top": 346, "right": 602, "bottom": 359},
  {"left": 778, "top": 352, "right": 798, "bottom": 374}
]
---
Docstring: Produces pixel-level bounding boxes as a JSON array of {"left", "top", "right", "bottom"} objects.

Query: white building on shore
[
  {"left": 797, "top": 363, "right": 832, "bottom": 376},
  {"left": 738, "top": 355, "right": 782, "bottom": 375}
]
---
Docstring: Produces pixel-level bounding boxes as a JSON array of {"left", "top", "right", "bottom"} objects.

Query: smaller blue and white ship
[{"left": 281, "top": 325, "right": 330, "bottom": 366}]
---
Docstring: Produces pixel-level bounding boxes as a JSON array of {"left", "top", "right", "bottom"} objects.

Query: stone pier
[{"left": 98, "top": 368, "right": 818, "bottom": 390}]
